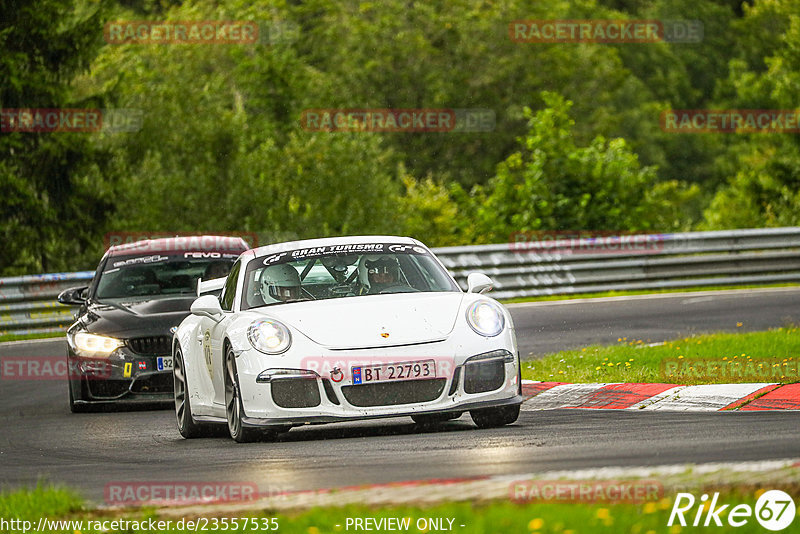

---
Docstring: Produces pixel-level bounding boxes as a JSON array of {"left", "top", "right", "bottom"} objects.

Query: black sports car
[{"left": 57, "top": 236, "right": 250, "bottom": 412}]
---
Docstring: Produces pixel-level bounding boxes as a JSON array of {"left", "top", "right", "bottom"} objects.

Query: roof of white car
[
  {"left": 247, "top": 235, "right": 421, "bottom": 258},
  {"left": 107, "top": 235, "right": 250, "bottom": 257}
]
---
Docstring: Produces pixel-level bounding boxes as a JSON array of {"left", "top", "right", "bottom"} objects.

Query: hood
[
  {"left": 259, "top": 292, "right": 465, "bottom": 349},
  {"left": 81, "top": 296, "right": 197, "bottom": 338}
]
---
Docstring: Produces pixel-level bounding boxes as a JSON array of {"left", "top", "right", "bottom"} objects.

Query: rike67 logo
[{"left": 669, "top": 490, "right": 796, "bottom": 531}]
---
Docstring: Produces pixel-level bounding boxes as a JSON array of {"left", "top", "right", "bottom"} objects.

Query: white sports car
[{"left": 172, "top": 235, "right": 522, "bottom": 442}]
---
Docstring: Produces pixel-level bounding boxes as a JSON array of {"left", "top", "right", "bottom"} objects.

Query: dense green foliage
[
  {"left": 524, "top": 327, "right": 800, "bottom": 384},
  {"left": 1, "top": 482, "right": 780, "bottom": 534},
  {"left": 2, "top": 0, "right": 799, "bottom": 274}
]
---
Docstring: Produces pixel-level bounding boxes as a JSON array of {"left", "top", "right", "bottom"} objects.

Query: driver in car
[
  {"left": 259, "top": 264, "right": 303, "bottom": 304},
  {"left": 358, "top": 256, "right": 408, "bottom": 295}
]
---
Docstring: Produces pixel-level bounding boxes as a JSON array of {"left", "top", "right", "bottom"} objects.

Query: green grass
[
  {"left": 0, "top": 485, "right": 789, "bottom": 533},
  {"left": 501, "top": 282, "right": 800, "bottom": 304},
  {"left": 245, "top": 497, "right": 782, "bottom": 534},
  {"left": 3, "top": 286, "right": 797, "bottom": 343},
  {"left": 522, "top": 327, "right": 800, "bottom": 384}
]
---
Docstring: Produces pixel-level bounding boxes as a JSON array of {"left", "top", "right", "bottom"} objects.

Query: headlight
[
  {"left": 256, "top": 369, "right": 318, "bottom": 383},
  {"left": 466, "top": 300, "right": 505, "bottom": 337},
  {"left": 69, "top": 331, "right": 123, "bottom": 358},
  {"left": 248, "top": 319, "right": 292, "bottom": 354}
]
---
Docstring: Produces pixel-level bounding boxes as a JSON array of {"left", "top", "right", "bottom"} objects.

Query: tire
[
  {"left": 470, "top": 404, "right": 520, "bottom": 429},
  {"left": 225, "top": 346, "right": 274, "bottom": 443},
  {"left": 174, "top": 346, "right": 218, "bottom": 438},
  {"left": 411, "top": 412, "right": 461, "bottom": 426}
]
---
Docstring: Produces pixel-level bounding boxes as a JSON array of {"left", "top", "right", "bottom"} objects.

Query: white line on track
[
  {"left": 152, "top": 458, "right": 800, "bottom": 515},
  {"left": 633, "top": 383, "right": 776, "bottom": 411}
]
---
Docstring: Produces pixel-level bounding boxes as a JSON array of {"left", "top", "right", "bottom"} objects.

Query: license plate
[
  {"left": 157, "top": 356, "right": 173, "bottom": 371},
  {"left": 352, "top": 359, "right": 436, "bottom": 384}
]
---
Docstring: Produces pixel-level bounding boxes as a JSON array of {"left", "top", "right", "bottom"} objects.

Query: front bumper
[
  {"left": 234, "top": 341, "right": 522, "bottom": 427},
  {"left": 68, "top": 348, "right": 173, "bottom": 403}
]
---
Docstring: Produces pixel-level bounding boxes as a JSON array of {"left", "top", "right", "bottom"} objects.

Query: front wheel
[
  {"left": 174, "top": 346, "right": 217, "bottom": 438},
  {"left": 68, "top": 376, "right": 92, "bottom": 413},
  {"left": 470, "top": 404, "right": 520, "bottom": 429},
  {"left": 225, "top": 347, "right": 274, "bottom": 443}
]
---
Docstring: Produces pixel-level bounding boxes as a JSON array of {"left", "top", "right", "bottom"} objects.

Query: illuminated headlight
[
  {"left": 466, "top": 300, "right": 505, "bottom": 337},
  {"left": 248, "top": 319, "right": 292, "bottom": 354},
  {"left": 69, "top": 331, "right": 123, "bottom": 358}
]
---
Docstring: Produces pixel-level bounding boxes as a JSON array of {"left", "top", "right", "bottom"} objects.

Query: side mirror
[
  {"left": 57, "top": 286, "right": 88, "bottom": 305},
  {"left": 191, "top": 294, "right": 224, "bottom": 321},
  {"left": 466, "top": 272, "right": 494, "bottom": 294}
]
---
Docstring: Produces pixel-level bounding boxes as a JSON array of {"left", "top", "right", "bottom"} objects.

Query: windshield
[
  {"left": 241, "top": 243, "right": 459, "bottom": 309},
  {"left": 95, "top": 253, "right": 238, "bottom": 299}
]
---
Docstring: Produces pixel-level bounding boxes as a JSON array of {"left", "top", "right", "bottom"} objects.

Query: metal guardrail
[
  {"left": 434, "top": 227, "right": 800, "bottom": 299},
  {"left": 0, "top": 271, "right": 94, "bottom": 336},
  {"left": 2, "top": 227, "right": 799, "bottom": 336}
]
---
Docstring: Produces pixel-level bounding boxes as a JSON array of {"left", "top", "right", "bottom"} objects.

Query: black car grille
[
  {"left": 464, "top": 358, "right": 505, "bottom": 394},
  {"left": 341, "top": 379, "right": 446, "bottom": 407},
  {"left": 127, "top": 336, "right": 172, "bottom": 355}
]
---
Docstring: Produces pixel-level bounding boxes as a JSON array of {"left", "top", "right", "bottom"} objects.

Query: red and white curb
[{"left": 521, "top": 381, "right": 800, "bottom": 411}]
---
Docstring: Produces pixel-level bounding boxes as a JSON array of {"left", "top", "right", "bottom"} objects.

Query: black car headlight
[
  {"left": 466, "top": 300, "right": 505, "bottom": 337},
  {"left": 67, "top": 331, "right": 124, "bottom": 358},
  {"left": 247, "top": 319, "right": 292, "bottom": 354}
]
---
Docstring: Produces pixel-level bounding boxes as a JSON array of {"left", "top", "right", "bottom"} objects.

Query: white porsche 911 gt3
[{"left": 172, "top": 235, "right": 522, "bottom": 442}]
